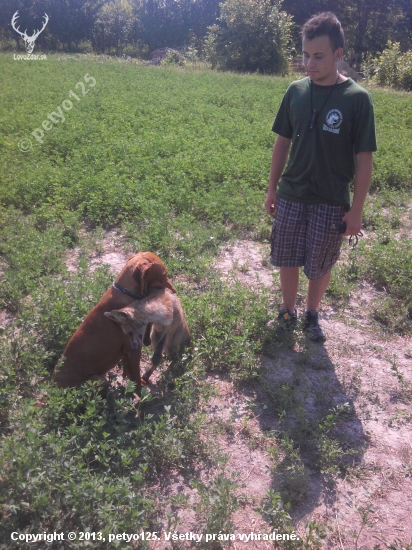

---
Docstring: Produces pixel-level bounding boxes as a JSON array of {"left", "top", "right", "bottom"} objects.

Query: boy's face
[{"left": 302, "top": 35, "right": 343, "bottom": 86}]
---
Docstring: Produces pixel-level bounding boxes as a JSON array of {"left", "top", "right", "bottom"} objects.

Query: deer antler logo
[{"left": 11, "top": 11, "right": 49, "bottom": 54}]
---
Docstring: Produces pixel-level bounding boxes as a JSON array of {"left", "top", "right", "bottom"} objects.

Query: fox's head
[{"left": 104, "top": 309, "right": 146, "bottom": 349}]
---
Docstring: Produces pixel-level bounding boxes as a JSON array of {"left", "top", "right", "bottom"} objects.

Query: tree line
[{"left": 1, "top": 0, "right": 411, "bottom": 73}]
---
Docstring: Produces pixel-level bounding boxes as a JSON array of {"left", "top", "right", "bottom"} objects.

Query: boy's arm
[
  {"left": 265, "top": 135, "right": 292, "bottom": 216},
  {"left": 342, "top": 151, "right": 373, "bottom": 235}
]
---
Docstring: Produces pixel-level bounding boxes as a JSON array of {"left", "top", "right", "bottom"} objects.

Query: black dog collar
[{"left": 112, "top": 282, "right": 143, "bottom": 300}]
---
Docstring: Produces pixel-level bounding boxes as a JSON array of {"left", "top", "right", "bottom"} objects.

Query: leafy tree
[
  {"left": 96, "top": 0, "right": 134, "bottom": 55},
  {"left": 344, "top": 0, "right": 398, "bottom": 67},
  {"left": 42, "top": 0, "right": 106, "bottom": 52},
  {"left": 391, "top": 0, "right": 412, "bottom": 51},
  {"left": 205, "top": 0, "right": 293, "bottom": 74},
  {"left": 128, "top": 0, "right": 219, "bottom": 53},
  {"left": 188, "top": 0, "right": 221, "bottom": 50},
  {"left": 133, "top": 0, "right": 187, "bottom": 51}
]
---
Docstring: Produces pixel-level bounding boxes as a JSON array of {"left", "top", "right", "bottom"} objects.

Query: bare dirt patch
[
  {"left": 66, "top": 228, "right": 131, "bottom": 273},
  {"left": 0, "top": 309, "right": 16, "bottom": 329},
  {"left": 215, "top": 240, "right": 276, "bottom": 289}
]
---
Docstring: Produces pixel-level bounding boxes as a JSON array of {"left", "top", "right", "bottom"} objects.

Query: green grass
[
  {"left": 1, "top": 55, "right": 295, "bottom": 286},
  {"left": 370, "top": 88, "right": 412, "bottom": 190},
  {"left": 1, "top": 53, "right": 412, "bottom": 547}
]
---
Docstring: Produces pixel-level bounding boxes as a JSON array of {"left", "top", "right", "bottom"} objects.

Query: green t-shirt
[{"left": 272, "top": 77, "right": 377, "bottom": 208}]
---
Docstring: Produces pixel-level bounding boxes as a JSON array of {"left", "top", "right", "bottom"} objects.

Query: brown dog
[
  {"left": 104, "top": 287, "right": 191, "bottom": 384},
  {"left": 52, "top": 252, "right": 176, "bottom": 395}
]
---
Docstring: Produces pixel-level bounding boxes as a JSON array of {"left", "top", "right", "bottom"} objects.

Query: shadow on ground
[{"left": 254, "top": 328, "right": 366, "bottom": 532}]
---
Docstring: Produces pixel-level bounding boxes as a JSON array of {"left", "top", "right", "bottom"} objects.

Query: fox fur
[{"left": 104, "top": 287, "right": 190, "bottom": 384}]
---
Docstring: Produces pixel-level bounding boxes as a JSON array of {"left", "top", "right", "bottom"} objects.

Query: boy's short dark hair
[{"left": 302, "top": 12, "right": 345, "bottom": 52}]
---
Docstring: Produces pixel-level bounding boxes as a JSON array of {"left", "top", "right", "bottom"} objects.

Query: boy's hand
[
  {"left": 342, "top": 209, "right": 362, "bottom": 236},
  {"left": 265, "top": 191, "right": 277, "bottom": 217}
]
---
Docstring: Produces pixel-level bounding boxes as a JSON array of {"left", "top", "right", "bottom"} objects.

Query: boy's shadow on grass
[{"left": 255, "top": 328, "right": 366, "bottom": 524}]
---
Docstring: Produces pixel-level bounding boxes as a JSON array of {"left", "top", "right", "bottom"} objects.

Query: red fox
[{"left": 104, "top": 287, "right": 191, "bottom": 384}]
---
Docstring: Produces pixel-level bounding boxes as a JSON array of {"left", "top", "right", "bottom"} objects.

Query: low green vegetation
[{"left": 0, "top": 54, "right": 411, "bottom": 548}]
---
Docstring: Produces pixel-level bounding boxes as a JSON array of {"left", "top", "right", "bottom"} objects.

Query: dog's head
[
  {"left": 133, "top": 254, "right": 176, "bottom": 296},
  {"left": 104, "top": 309, "right": 145, "bottom": 350},
  {"left": 117, "top": 252, "right": 176, "bottom": 297}
]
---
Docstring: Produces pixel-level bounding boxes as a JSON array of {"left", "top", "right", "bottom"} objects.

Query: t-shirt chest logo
[{"left": 323, "top": 109, "right": 343, "bottom": 134}]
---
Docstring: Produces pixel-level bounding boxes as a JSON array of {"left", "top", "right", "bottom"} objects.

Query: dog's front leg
[{"left": 122, "top": 345, "right": 143, "bottom": 395}]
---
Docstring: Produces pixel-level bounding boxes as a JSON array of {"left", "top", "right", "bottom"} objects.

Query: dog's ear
[
  {"left": 145, "top": 262, "right": 165, "bottom": 288},
  {"left": 104, "top": 309, "right": 131, "bottom": 325},
  {"left": 132, "top": 260, "right": 151, "bottom": 295}
]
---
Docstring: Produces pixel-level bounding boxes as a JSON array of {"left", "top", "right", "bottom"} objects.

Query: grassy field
[{"left": 0, "top": 53, "right": 411, "bottom": 549}]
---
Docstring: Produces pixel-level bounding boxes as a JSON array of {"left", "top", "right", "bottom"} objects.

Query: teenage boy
[{"left": 265, "top": 11, "right": 377, "bottom": 342}]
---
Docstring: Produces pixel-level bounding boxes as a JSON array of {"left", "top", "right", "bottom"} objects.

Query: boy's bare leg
[
  {"left": 280, "top": 267, "right": 300, "bottom": 312},
  {"left": 307, "top": 271, "right": 331, "bottom": 311}
]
